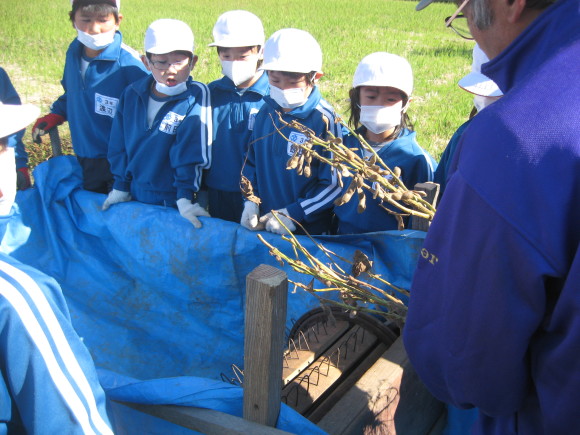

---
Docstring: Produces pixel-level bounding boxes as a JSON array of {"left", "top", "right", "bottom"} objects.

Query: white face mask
[
  {"left": 0, "top": 146, "right": 16, "bottom": 216},
  {"left": 359, "top": 104, "right": 403, "bottom": 135},
  {"left": 76, "top": 27, "right": 116, "bottom": 51},
  {"left": 221, "top": 57, "right": 259, "bottom": 87},
  {"left": 154, "top": 81, "right": 188, "bottom": 96},
  {"left": 269, "top": 85, "right": 309, "bottom": 110},
  {"left": 473, "top": 95, "right": 498, "bottom": 113}
]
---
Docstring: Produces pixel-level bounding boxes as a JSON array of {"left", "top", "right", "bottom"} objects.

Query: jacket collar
[
  {"left": 263, "top": 86, "right": 322, "bottom": 120},
  {"left": 482, "top": 0, "right": 574, "bottom": 94},
  {"left": 214, "top": 71, "right": 270, "bottom": 96},
  {"left": 135, "top": 76, "right": 194, "bottom": 103}
]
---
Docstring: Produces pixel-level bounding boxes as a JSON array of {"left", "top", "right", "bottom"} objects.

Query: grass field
[{"left": 0, "top": 0, "right": 473, "bottom": 167}]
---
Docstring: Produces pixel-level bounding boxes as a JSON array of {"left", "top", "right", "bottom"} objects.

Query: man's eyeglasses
[
  {"left": 445, "top": 15, "right": 473, "bottom": 40},
  {"left": 149, "top": 58, "right": 190, "bottom": 71},
  {"left": 445, "top": 0, "right": 474, "bottom": 40}
]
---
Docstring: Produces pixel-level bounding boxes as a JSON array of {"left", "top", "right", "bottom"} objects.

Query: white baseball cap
[
  {"left": 0, "top": 103, "right": 40, "bottom": 139},
  {"left": 352, "top": 52, "right": 414, "bottom": 98},
  {"left": 208, "top": 10, "right": 264, "bottom": 48},
  {"left": 458, "top": 44, "right": 502, "bottom": 97},
  {"left": 71, "top": 0, "right": 120, "bottom": 10},
  {"left": 145, "top": 19, "right": 195, "bottom": 55},
  {"left": 261, "top": 28, "right": 322, "bottom": 74}
]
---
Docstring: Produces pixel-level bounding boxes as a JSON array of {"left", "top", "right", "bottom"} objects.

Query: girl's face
[
  {"left": 359, "top": 86, "right": 404, "bottom": 108},
  {"left": 267, "top": 70, "right": 311, "bottom": 91},
  {"left": 73, "top": 10, "right": 119, "bottom": 35},
  {"left": 146, "top": 52, "right": 196, "bottom": 88},
  {"left": 218, "top": 46, "right": 260, "bottom": 62}
]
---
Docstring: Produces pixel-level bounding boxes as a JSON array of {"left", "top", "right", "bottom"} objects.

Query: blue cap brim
[{"left": 415, "top": 0, "right": 437, "bottom": 11}]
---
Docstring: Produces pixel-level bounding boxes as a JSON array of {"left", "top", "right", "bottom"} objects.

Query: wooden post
[
  {"left": 410, "top": 182, "right": 440, "bottom": 231},
  {"left": 244, "top": 264, "right": 288, "bottom": 427},
  {"left": 117, "top": 402, "right": 294, "bottom": 435}
]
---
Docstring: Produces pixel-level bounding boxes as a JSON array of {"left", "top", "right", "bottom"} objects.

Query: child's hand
[
  {"left": 177, "top": 199, "right": 210, "bottom": 228},
  {"left": 102, "top": 189, "right": 131, "bottom": 210},
  {"left": 240, "top": 201, "right": 263, "bottom": 231},
  {"left": 31, "top": 113, "right": 65, "bottom": 144},
  {"left": 259, "top": 208, "right": 296, "bottom": 235}
]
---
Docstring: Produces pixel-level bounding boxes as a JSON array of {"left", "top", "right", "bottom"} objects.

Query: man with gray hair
[{"left": 403, "top": 0, "right": 580, "bottom": 433}]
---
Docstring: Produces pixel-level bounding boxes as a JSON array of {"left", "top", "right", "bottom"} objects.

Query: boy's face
[
  {"left": 359, "top": 86, "right": 404, "bottom": 108},
  {"left": 267, "top": 70, "right": 311, "bottom": 91},
  {"left": 73, "top": 10, "right": 120, "bottom": 35},
  {"left": 217, "top": 46, "right": 260, "bottom": 62},
  {"left": 145, "top": 52, "right": 197, "bottom": 87}
]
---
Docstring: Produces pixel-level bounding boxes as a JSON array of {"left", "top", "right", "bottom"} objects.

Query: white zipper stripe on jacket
[{"left": 0, "top": 261, "right": 113, "bottom": 435}]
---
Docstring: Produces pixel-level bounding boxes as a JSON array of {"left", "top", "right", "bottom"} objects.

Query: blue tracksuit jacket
[
  {"left": 334, "top": 128, "right": 436, "bottom": 234},
  {"left": 205, "top": 73, "right": 269, "bottom": 192},
  {"left": 108, "top": 75, "right": 212, "bottom": 205},
  {"left": 50, "top": 31, "right": 149, "bottom": 159},
  {"left": 0, "top": 67, "right": 27, "bottom": 169},
  {"left": 1, "top": 211, "right": 112, "bottom": 434},
  {"left": 433, "top": 119, "right": 472, "bottom": 199},
  {"left": 242, "top": 87, "right": 342, "bottom": 234},
  {"left": 404, "top": 0, "right": 580, "bottom": 433}
]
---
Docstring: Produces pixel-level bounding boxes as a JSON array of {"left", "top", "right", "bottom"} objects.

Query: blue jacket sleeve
[
  {"left": 0, "top": 68, "right": 28, "bottom": 168},
  {"left": 107, "top": 93, "right": 131, "bottom": 192},
  {"left": 403, "top": 172, "right": 550, "bottom": 416},
  {"left": 171, "top": 82, "right": 212, "bottom": 200},
  {"left": 50, "top": 73, "right": 68, "bottom": 119},
  {"left": 286, "top": 112, "right": 343, "bottom": 222},
  {"left": 0, "top": 254, "right": 113, "bottom": 434},
  {"left": 241, "top": 112, "right": 261, "bottom": 204}
]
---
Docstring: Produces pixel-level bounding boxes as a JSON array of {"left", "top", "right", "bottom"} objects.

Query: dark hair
[
  {"left": 146, "top": 50, "right": 194, "bottom": 62},
  {"left": 506, "top": 0, "right": 557, "bottom": 8},
  {"left": 348, "top": 87, "right": 414, "bottom": 141},
  {"left": 473, "top": 0, "right": 555, "bottom": 30},
  {"left": 69, "top": 1, "right": 119, "bottom": 24},
  {"left": 216, "top": 46, "right": 263, "bottom": 68},
  {"left": 216, "top": 45, "right": 261, "bottom": 54},
  {"left": 267, "top": 70, "right": 318, "bottom": 86}
]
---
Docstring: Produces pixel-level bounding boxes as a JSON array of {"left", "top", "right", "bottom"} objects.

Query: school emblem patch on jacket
[
  {"left": 95, "top": 93, "right": 118, "bottom": 118},
  {"left": 287, "top": 131, "right": 307, "bottom": 156},
  {"left": 159, "top": 112, "right": 185, "bottom": 135}
]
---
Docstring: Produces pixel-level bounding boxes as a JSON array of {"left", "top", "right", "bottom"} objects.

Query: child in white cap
[
  {"left": 205, "top": 10, "right": 269, "bottom": 223},
  {"left": 31, "top": 0, "right": 148, "bottom": 194},
  {"left": 103, "top": 19, "right": 212, "bottom": 229},
  {"left": 0, "top": 103, "right": 113, "bottom": 434},
  {"left": 0, "top": 67, "right": 32, "bottom": 190},
  {"left": 333, "top": 52, "right": 437, "bottom": 234},
  {"left": 434, "top": 43, "right": 503, "bottom": 198},
  {"left": 241, "top": 28, "right": 342, "bottom": 235},
  {"left": 0, "top": 103, "right": 40, "bottom": 215}
]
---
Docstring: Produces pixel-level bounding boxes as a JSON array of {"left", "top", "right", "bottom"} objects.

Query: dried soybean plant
[
  {"left": 244, "top": 113, "right": 432, "bottom": 323},
  {"left": 279, "top": 113, "right": 436, "bottom": 229},
  {"left": 258, "top": 214, "right": 408, "bottom": 325}
]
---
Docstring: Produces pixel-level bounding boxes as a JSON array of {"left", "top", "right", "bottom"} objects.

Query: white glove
[
  {"left": 259, "top": 208, "right": 296, "bottom": 235},
  {"left": 240, "top": 201, "right": 263, "bottom": 231},
  {"left": 102, "top": 189, "right": 131, "bottom": 211},
  {"left": 177, "top": 198, "right": 210, "bottom": 228}
]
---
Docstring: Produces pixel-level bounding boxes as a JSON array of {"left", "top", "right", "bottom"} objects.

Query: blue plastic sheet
[{"left": 1, "top": 156, "right": 426, "bottom": 433}]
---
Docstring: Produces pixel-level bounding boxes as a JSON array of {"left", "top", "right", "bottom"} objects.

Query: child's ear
[
  {"left": 314, "top": 72, "right": 324, "bottom": 82},
  {"left": 116, "top": 13, "right": 123, "bottom": 27},
  {"left": 402, "top": 97, "right": 413, "bottom": 113},
  {"left": 141, "top": 55, "right": 151, "bottom": 71},
  {"left": 190, "top": 55, "right": 199, "bottom": 69}
]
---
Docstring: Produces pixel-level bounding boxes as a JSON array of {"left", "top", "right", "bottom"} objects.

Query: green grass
[{"left": 0, "top": 0, "right": 474, "bottom": 167}]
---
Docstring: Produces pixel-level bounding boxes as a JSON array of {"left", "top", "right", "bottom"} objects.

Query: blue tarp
[{"left": 1, "top": 156, "right": 426, "bottom": 433}]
